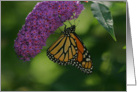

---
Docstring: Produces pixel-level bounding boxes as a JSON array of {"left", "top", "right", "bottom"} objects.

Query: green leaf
[{"left": 91, "top": 2, "right": 116, "bottom": 41}]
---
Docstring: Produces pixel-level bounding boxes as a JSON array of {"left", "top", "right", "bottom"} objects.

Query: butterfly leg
[
  {"left": 64, "top": 24, "right": 67, "bottom": 30},
  {"left": 67, "top": 20, "right": 72, "bottom": 26}
]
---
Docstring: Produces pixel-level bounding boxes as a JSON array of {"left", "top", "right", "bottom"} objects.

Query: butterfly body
[{"left": 47, "top": 25, "right": 93, "bottom": 74}]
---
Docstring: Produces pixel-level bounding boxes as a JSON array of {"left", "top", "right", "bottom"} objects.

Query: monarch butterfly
[{"left": 47, "top": 25, "right": 93, "bottom": 74}]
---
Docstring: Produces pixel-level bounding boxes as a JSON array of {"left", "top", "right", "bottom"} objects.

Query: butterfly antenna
[
  {"left": 74, "top": 19, "right": 76, "bottom": 25},
  {"left": 76, "top": 20, "right": 80, "bottom": 27},
  {"left": 72, "top": 13, "right": 77, "bottom": 26},
  {"left": 71, "top": 15, "right": 75, "bottom": 25},
  {"left": 68, "top": 20, "right": 72, "bottom": 26}
]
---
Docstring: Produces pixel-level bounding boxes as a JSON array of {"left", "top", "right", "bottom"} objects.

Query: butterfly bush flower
[{"left": 14, "top": 1, "right": 84, "bottom": 61}]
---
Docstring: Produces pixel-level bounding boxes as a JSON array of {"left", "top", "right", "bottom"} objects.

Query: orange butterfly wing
[
  {"left": 47, "top": 34, "right": 78, "bottom": 65},
  {"left": 70, "top": 33, "right": 93, "bottom": 73},
  {"left": 47, "top": 32, "right": 93, "bottom": 74}
]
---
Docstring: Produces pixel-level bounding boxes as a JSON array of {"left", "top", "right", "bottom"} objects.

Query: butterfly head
[
  {"left": 69, "top": 25, "right": 76, "bottom": 31},
  {"left": 64, "top": 25, "right": 76, "bottom": 35}
]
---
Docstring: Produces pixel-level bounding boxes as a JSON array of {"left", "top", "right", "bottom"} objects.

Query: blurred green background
[{"left": 1, "top": 1, "right": 126, "bottom": 91}]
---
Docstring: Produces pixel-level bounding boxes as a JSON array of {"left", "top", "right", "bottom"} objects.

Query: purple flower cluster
[{"left": 14, "top": 1, "right": 84, "bottom": 61}]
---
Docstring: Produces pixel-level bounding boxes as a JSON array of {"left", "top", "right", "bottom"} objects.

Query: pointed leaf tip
[{"left": 91, "top": 2, "right": 116, "bottom": 41}]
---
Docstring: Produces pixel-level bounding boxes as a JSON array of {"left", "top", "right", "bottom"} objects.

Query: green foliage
[{"left": 91, "top": 2, "right": 116, "bottom": 41}]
